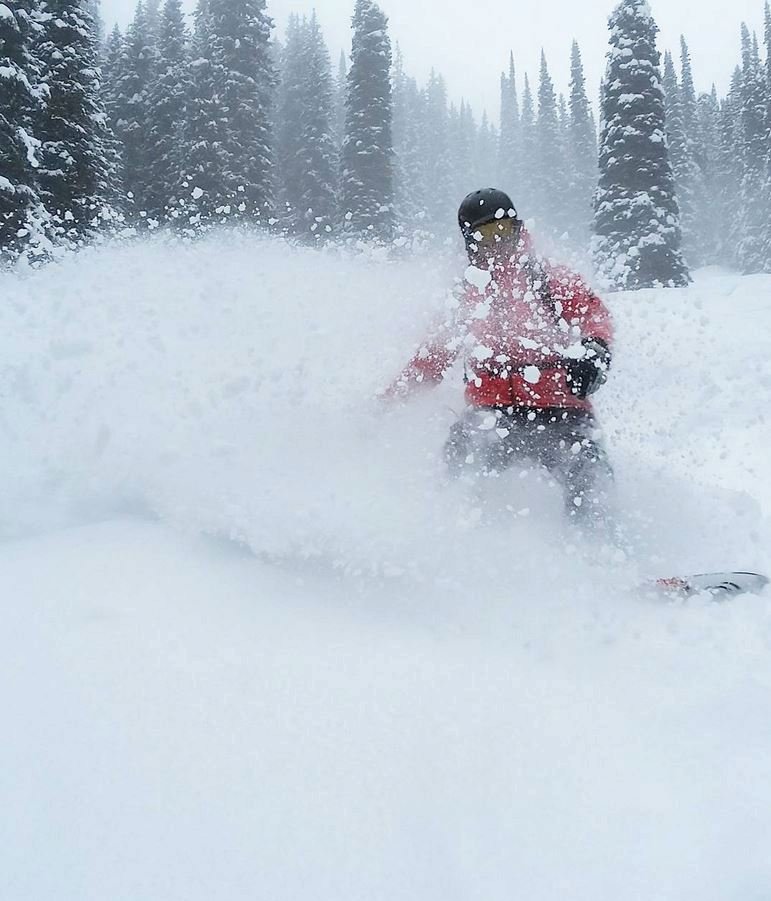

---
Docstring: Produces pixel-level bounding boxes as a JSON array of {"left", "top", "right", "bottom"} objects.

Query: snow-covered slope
[{"left": 2, "top": 234, "right": 771, "bottom": 899}]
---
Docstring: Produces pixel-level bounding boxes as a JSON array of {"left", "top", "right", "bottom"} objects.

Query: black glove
[{"left": 566, "top": 338, "right": 611, "bottom": 399}]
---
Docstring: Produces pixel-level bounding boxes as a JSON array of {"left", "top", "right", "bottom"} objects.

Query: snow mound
[
  {"left": 4, "top": 237, "right": 771, "bottom": 900},
  {"left": 0, "top": 234, "right": 768, "bottom": 594}
]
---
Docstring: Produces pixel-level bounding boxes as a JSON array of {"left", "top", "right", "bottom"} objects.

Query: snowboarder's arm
[
  {"left": 551, "top": 273, "right": 614, "bottom": 398},
  {"left": 385, "top": 335, "right": 460, "bottom": 398},
  {"left": 553, "top": 273, "right": 614, "bottom": 347}
]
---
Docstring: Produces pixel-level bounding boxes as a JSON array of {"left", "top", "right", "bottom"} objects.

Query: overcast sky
[{"left": 101, "top": 0, "right": 767, "bottom": 123}]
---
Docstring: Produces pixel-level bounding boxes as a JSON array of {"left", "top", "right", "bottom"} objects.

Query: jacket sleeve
[
  {"left": 387, "top": 331, "right": 461, "bottom": 396},
  {"left": 551, "top": 272, "right": 614, "bottom": 347}
]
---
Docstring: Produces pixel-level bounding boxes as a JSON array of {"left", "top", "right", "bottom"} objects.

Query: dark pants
[{"left": 444, "top": 406, "right": 614, "bottom": 523}]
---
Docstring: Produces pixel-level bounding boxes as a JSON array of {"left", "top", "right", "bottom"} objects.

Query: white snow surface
[{"left": 2, "top": 235, "right": 771, "bottom": 900}]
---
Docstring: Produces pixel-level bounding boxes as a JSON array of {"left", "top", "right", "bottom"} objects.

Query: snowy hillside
[{"left": 3, "top": 234, "right": 771, "bottom": 900}]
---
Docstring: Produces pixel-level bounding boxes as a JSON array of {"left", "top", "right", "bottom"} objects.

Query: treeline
[{"left": 2, "top": 0, "right": 771, "bottom": 287}]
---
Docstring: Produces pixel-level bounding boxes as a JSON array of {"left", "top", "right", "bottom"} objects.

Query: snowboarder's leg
[
  {"left": 562, "top": 438, "right": 614, "bottom": 525},
  {"left": 539, "top": 413, "right": 615, "bottom": 527},
  {"left": 444, "top": 408, "right": 519, "bottom": 478}
]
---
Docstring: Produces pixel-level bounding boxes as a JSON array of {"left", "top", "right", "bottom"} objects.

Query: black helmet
[{"left": 458, "top": 188, "right": 518, "bottom": 236}]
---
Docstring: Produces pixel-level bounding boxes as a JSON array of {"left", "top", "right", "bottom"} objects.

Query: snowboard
[{"left": 648, "top": 571, "right": 769, "bottom": 601}]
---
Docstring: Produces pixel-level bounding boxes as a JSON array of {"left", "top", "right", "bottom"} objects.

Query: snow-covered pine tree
[
  {"left": 100, "top": 23, "right": 127, "bottom": 210},
  {"left": 715, "top": 68, "right": 744, "bottom": 266},
  {"left": 678, "top": 36, "right": 710, "bottom": 265},
  {"left": 661, "top": 52, "right": 683, "bottom": 153},
  {"left": 556, "top": 92, "right": 575, "bottom": 239},
  {"left": 593, "top": 0, "right": 689, "bottom": 290},
  {"left": 392, "top": 45, "right": 426, "bottom": 230},
  {"left": 102, "top": 23, "right": 123, "bottom": 119},
  {"left": 275, "top": 12, "right": 336, "bottom": 239},
  {"left": 0, "top": 0, "right": 49, "bottom": 262},
  {"left": 695, "top": 85, "right": 722, "bottom": 263},
  {"left": 446, "top": 100, "right": 460, "bottom": 193},
  {"left": 498, "top": 52, "right": 520, "bottom": 198},
  {"left": 341, "top": 0, "right": 394, "bottom": 240},
  {"left": 294, "top": 11, "right": 338, "bottom": 239},
  {"left": 175, "top": 0, "right": 225, "bottom": 226},
  {"left": 85, "top": 0, "right": 104, "bottom": 47},
  {"left": 557, "top": 93, "right": 568, "bottom": 139},
  {"left": 35, "top": 0, "right": 116, "bottom": 242},
  {"left": 517, "top": 73, "right": 537, "bottom": 221},
  {"left": 475, "top": 110, "right": 499, "bottom": 189},
  {"left": 662, "top": 51, "right": 697, "bottom": 265},
  {"left": 276, "top": 13, "right": 305, "bottom": 230},
  {"left": 679, "top": 38, "right": 700, "bottom": 152},
  {"left": 207, "top": 0, "right": 276, "bottom": 221},
  {"left": 766, "top": 1, "right": 771, "bottom": 104},
  {"left": 450, "top": 99, "right": 476, "bottom": 198},
  {"left": 566, "top": 41, "right": 597, "bottom": 254},
  {"left": 763, "top": 3, "right": 771, "bottom": 268},
  {"left": 145, "top": 0, "right": 161, "bottom": 48},
  {"left": 417, "top": 70, "right": 454, "bottom": 229},
  {"left": 334, "top": 50, "right": 347, "bottom": 152},
  {"left": 144, "top": 0, "right": 190, "bottom": 222},
  {"left": 113, "top": 0, "right": 159, "bottom": 217},
  {"left": 736, "top": 23, "right": 769, "bottom": 272},
  {"left": 535, "top": 51, "right": 565, "bottom": 238}
]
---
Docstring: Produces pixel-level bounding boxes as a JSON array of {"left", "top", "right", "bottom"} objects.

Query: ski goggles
[{"left": 467, "top": 217, "right": 520, "bottom": 245}]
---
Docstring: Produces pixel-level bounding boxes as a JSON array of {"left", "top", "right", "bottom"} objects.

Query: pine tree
[
  {"left": 334, "top": 50, "right": 347, "bottom": 152},
  {"left": 276, "top": 13, "right": 305, "bottom": 228},
  {"left": 100, "top": 23, "right": 127, "bottom": 212},
  {"left": 418, "top": 70, "right": 454, "bottom": 228},
  {"left": 114, "top": 0, "right": 159, "bottom": 216},
  {"left": 0, "top": 0, "right": 49, "bottom": 262},
  {"left": 498, "top": 52, "right": 520, "bottom": 197},
  {"left": 446, "top": 100, "right": 459, "bottom": 194},
  {"left": 102, "top": 23, "right": 124, "bottom": 123},
  {"left": 736, "top": 23, "right": 769, "bottom": 272},
  {"left": 678, "top": 36, "right": 710, "bottom": 265},
  {"left": 35, "top": 0, "right": 116, "bottom": 241},
  {"left": 295, "top": 12, "right": 338, "bottom": 238},
  {"left": 145, "top": 0, "right": 161, "bottom": 48},
  {"left": 193, "top": 0, "right": 210, "bottom": 46},
  {"left": 144, "top": 0, "right": 190, "bottom": 221},
  {"left": 661, "top": 52, "right": 684, "bottom": 165},
  {"left": 475, "top": 110, "right": 498, "bottom": 189},
  {"left": 392, "top": 45, "right": 426, "bottom": 229},
  {"left": 763, "top": 3, "right": 771, "bottom": 267},
  {"left": 518, "top": 73, "right": 537, "bottom": 220},
  {"left": 566, "top": 41, "right": 597, "bottom": 253},
  {"left": 695, "top": 86, "right": 722, "bottom": 263},
  {"left": 207, "top": 0, "right": 276, "bottom": 220},
  {"left": 536, "top": 51, "right": 564, "bottom": 236},
  {"left": 593, "top": 0, "right": 689, "bottom": 290},
  {"left": 85, "top": 0, "right": 104, "bottom": 47},
  {"left": 662, "top": 51, "right": 696, "bottom": 263},
  {"left": 175, "top": 0, "right": 223, "bottom": 225},
  {"left": 450, "top": 99, "right": 476, "bottom": 197},
  {"left": 557, "top": 93, "right": 568, "bottom": 136},
  {"left": 765, "top": 3, "right": 771, "bottom": 130},
  {"left": 679, "top": 37, "right": 699, "bottom": 143},
  {"left": 275, "top": 13, "right": 336, "bottom": 238},
  {"left": 715, "top": 68, "right": 744, "bottom": 266},
  {"left": 341, "top": 0, "right": 394, "bottom": 240},
  {"left": 766, "top": 2, "right": 771, "bottom": 99},
  {"left": 557, "top": 92, "right": 574, "bottom": 237}
]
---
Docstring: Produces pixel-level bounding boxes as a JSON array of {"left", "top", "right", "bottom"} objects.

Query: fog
[{"left": 101, "top": 0, "right": 769, "bottom": 120}]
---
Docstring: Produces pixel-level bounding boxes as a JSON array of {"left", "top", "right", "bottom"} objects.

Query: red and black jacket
[{"left": 395, "top": 230, "right": 613, "bottom": 411}]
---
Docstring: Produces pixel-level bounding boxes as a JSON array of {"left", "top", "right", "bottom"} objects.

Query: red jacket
[{"left": 395, "top": 231, "right": 613, "bottom": 411}]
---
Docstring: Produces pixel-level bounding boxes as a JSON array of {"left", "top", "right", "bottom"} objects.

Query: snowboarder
[{"left": 388, "top": 188, "right": 615, "bottom": 526}]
